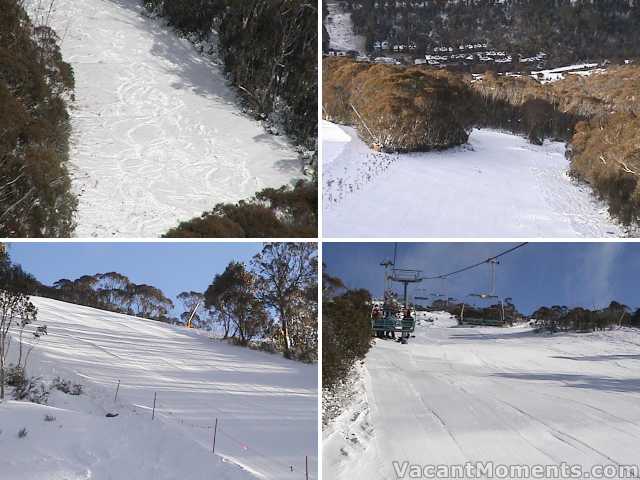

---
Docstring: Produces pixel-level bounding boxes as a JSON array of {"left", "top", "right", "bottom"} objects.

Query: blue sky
[
  {"left": 6, "top": 242, "right": 264, "bottom": 314},
  {"left": 323, "top": 242, "right": 640, "bottom": 314}
]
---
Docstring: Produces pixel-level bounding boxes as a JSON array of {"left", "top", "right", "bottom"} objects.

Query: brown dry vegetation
[
  {"left": 570, "top": 113, "right": 640, "bottom": 224},
  {"left": 323, "top": 57, "right": 474, "bottom": 151},
  {"left": 164, "top": 180, "right": 317, "bottom": 238},
  {"left": 473, "top": 66, "right": 640, "bottom": 118},
  {"left": 1, "top": 0, "right": 76, "bottom": 237}
]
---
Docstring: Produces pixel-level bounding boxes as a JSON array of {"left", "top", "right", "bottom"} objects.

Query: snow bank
[
  {"left": 417, "top": 311, "right": 458, "bottom": 328},
  {"left": 322, "top": 361, "right": 375, "bottom": 480},
  {"left": 322, "top": 121, "right": 623, "bottom": 237},
  {"left": 322, "top": 120, "right": 352, "bottom": 166},
  {"left": 0, "top": 400, "right": 248, "bottom": 480},
  {"left": 0, "top": 297, "right": 317, "bottom": 480}
]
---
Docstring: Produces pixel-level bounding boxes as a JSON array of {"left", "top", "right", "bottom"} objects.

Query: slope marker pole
[
  {"left": 114, "top": 380, "right": 120, "bottom": 402},
  {"left": 306, "top": 455, "right": 309, "bottom": 480},
  {"left": 212, "top": 418, "right": 218, "bottom": 454},
  {"left": 152, "top": 392, "right": 157, "bottom": 420}
]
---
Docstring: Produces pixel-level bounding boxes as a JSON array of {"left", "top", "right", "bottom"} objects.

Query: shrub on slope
[
  {"left": 164, "top": 180, "right": 317, "bottom": 237},
  {"left": 0, "top": 0, "right": 75, "bottom": 237},
  {"left": 551, "top": 66, "right": 640, "bottom": 117},
  {"left": 323, "top": 58, "right": 473, "bottom": 151},
  {"left": 569, "top": 112, "right": 640, "bottom": 225},
  {"left": 322, "top": 272, "right": 372, "bottom": 390}
]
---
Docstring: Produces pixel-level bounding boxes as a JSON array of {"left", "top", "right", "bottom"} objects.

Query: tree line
[
  {"left": 0, "top": 243, "right": 318, "bottom": 362},
  {"left": 340, "top": 0, "right": 640, "bottom": 66},
  {"left": 532, "top": 301, "right": 640, "bottom": 333},
  {"left": 0, "top": 0, "right": 76, "bottom": 237},
  {"left": 187, "top": 243, "right": 318, "bottom": 362},
  {"left": 43, "top": 273, "right": 176, "bottom": 322}
]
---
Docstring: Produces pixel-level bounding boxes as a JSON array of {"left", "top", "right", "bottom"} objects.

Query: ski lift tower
[
  {"left": 379, "top": 259, "right": 394, "bottom": 294},
  {"left": 389, "top": 268, "right": 423, "bottom": 310}
]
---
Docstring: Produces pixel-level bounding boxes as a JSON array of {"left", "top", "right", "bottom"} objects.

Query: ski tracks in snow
[
  {"left": 322, "top": 122, "right": 625, "bottom": 237},
  {"left": 326, "top": 318, "right": 640, "bottom": 479},
  {"left": 43, "top": 0, "right": 300, "bottom": 237}
]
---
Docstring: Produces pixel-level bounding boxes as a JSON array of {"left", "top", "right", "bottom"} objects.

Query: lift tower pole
[{"left": 389, "top": 269, "right": 423, "bottom": 310}]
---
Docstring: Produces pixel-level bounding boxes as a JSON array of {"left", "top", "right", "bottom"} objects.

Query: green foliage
[
  {"left": 164, "top": 180, "right": 317, "bottom": 238},
  {"left": 322, "top": 272, "right": 372, "bottom": 390},
  {"left": 204, "top": 261, "right": 268, "bottom": 344},
  {"left": 202, "top": 244, "right": 318, "bottom": 361},
  {"left": 145, "top": 0, "right": 225, "bottom": 35},
  {"left": 219, "top": 0, "right": 317, "bottom": 148},
  {"left": 0, "top": 0, "right": 76, "bottom": 237}
]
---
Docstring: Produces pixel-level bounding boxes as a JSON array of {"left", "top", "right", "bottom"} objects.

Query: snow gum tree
[
  {"left": 0, "top": 290, "right": 37, "bottom": 401},
  {"left": 252, "top": 243, "right": 317, "bottom": 359},
  {"left": 205, "top": 262, "right": 268, "bottom": 345}
]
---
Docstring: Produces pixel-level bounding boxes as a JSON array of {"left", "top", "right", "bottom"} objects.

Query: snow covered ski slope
[
  {"left": 41, "top": 0, "right": 300, "bottom": 237},
  {"left": 0, "top": 297, "right": 317, "bottom": 480},
  {"left": 323, "top": 121, "right": 624, "bottom": 238},
  {"left": 324, "top": 312, "right": 640, "bottom": 480},
  {"left": 325, "top": 1, "right": 366, "bottom": 54}
]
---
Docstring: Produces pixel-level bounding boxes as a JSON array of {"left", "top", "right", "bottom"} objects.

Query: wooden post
[
  {"left": 152, "top": 392, "right": 157, "bottom": 420},
  {"left": 114, "top": 380, "right": 120, "bottom": 402},
  {"left": 212, "top": 418, "right": 218, "bottom": 454},
  {"left": 306, "top": 455, "right": 309, "bottom": 480}
]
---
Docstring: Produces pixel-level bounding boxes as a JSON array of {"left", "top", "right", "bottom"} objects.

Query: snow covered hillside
[
  {"left": 325, "top": 1, "right": 366, "bottom": 54},
  {"left": 322, "top": 121, "right": 624, "bottom": 237},
  {"left": 324, "top": 312, "right": 640, "bottom": 479},
  {"left": 0, "top": 297, "right": 317, "bottom": 480},
  {"left": 37, "top": 0, "right": 301, "bottom": 237}
]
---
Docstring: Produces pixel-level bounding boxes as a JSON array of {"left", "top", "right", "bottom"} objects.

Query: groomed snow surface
[
  {"left": 41, "top": 0, "right": 300, "bottom": 237},
  {"left": 323, "top": 121, "right": 624, "bottom": 237},
  {"left": 324, "top": 312, "right": 640, "bottom": 480},
  {"left": 0, "top": 297, "right": 317, "bottom": 480}
]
